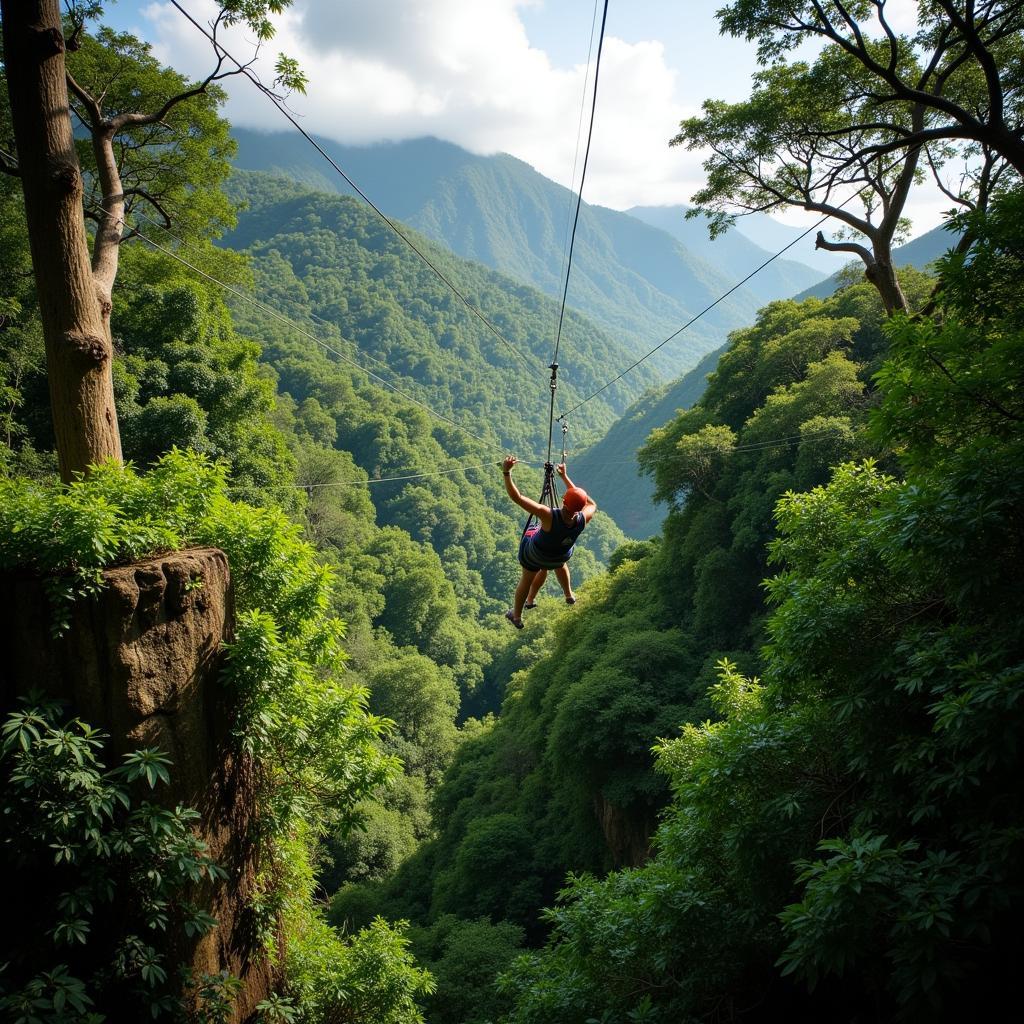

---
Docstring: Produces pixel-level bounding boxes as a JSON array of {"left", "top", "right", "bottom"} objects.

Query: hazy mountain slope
[
  {"left": 892, "top": 222, "right": 962, "bottom": 268},
  {"left": 231, "top": 130, "right": 815, "bottom": 378},
  {"left": 626, "top": 205, "right": 823, "bottom": 304},
  {"left": 725, "top": 211, "right": 851, "bottom": 273},
  {"left": 574, "top": 345, "right": 726, "bottom": 538},
  {"left": 795, "top": 223, "right": 961, "bottom": 301}
]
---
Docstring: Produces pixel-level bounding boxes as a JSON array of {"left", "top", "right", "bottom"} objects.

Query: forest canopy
[{"left": 2, "top": 2, "right": 1023, "bottom": 1022}]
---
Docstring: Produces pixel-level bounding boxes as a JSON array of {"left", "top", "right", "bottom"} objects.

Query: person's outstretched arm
[
  {"left": 503, "top": 456, "right": 551, "bottom": 525},
  {"left": 556, "top": 462, "right": 575, "bottom": 489},
  {"left": 581, "top": 496, "right": 598, "bottom": 524}
]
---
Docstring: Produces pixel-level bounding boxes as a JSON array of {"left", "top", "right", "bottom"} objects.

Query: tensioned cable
[
  {"left": 557, "top": 0, "right": 601, "bottom": 314},
  {"left": 551, "top": 0, "right": 610, "bottom": 374},
  {"left": 542, "top": 0, "right": 600, "bottom": 435},
  {"left": 559, "top": 166, "right": 903, "bottom": 421},
  {"left": 125, "top": 218, "right": 515, "bottom": 456},
  {"left": 169, "top": 0, "right": 536, "bottom": 377},
  {"left": 286, "top": 460, "right": 539, "bottom": 490},
  {"left": 537, "top": 0, "right": 610, "bottom": 473},
  {"left": 127, "top": 204, "right": 465, "bottom": 418}
]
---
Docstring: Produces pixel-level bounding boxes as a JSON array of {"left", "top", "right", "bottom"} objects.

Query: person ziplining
[
  {"left": 502, "top": 455, "right": 597, "bottom": 629},
  {"left": 495, "top": 1, "right": 608, "bottom": 631}
]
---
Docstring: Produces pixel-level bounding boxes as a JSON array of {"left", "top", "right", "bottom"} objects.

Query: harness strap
[{"left": 521, "top": 461, "right": 561, "bottom": 537}]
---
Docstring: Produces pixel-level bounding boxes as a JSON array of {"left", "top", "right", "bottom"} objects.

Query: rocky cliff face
[
  {"left": 593, "top": 793, "right": 654, "bottom": 868},
  {"left": 0, "top": 547, "right": 271, "bottom": 1022}
]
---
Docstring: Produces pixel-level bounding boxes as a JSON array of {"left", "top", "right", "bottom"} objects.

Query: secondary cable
[
  {"left": 169, "top": 0, "right": 537, "bottom": 377},
  {"left": 536, "top": 0, "right": 610, "bottom": 481},
  {"left": 559, "top": 164, "right": 904, "bottom": 421},
  {"left": 125, "top": 218, "right": 516, "bottom": 457},
  {"left": 286, "top": 460, "right": 540, "bottom": 490}
]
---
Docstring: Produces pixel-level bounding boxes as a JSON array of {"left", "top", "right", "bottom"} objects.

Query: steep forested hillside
[
  {"left": 231, "top": 131, "right": 807, "bottom": 375},
  {"left": 327, "top": 267, "right": 936, "bottom": 1020},
  {"left": 574, "top": 221, "right": 957, "bottom": 540},
  {"left": 496, "top": 199, "right": 1024, "bottom": 1022},
  {"left": 573, "top": 344, "right": 725, "bottom": 538}
]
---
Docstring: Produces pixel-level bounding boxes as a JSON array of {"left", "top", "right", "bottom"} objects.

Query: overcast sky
[{"left": 110, "top": 0, "right": 954, "bottom": 247}]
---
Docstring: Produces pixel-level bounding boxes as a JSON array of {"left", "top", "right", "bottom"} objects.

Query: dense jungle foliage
[
  {"left": 0, "top": 24, "right": 622, "bottom": 1017},
  {"left": 493, "top": 196, "right": 1024, "bottom": 1022},
  {"left": 4, "top": 8, "right": 1023, "bottom": 1023},
  {"left": 328, "top": 200, "right": 1023, "bottom": 1021}
]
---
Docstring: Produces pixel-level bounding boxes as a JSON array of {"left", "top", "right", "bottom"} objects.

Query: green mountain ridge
[
  {"left": 625, "top": 204, "right": 824, "bottom": 305},
  {"left": 223, "top": 170, "right": 660, "bottom": 452},
  {"left": 230, "top": 131, "right": 820, "bottom": 380}
]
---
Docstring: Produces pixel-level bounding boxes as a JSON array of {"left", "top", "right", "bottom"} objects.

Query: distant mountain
[
  {"left": 231, "top": 131, "right": 821, "bottom": 380},
  {"left": 892, "top": 222, "right": 962, "bottom": 268},
  {"left": 574, "top": 344, "right": 726, "bottom": 539},
  {"left": 794, "top": 223, "right": 961, "bottom": 301},
  {"left": 626, "top": 205, "right": 824, "bottom": 305}
]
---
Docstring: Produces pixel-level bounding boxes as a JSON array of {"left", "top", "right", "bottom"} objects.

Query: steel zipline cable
[
  {"left": 124, "top": 218, "right": 519, "bottom": 459},
  {"left": 551, "top": 0, "right": 609, "bottom": 375},
  {"left": 126, "top": 204, "right": 471, "bottom": 422},
  {"left": 169, "top": 0, "right": 537, "bottom": 379},
  {"left": 558, "top": 163, "right": 906, "bottom": 422},
  {"left": 537, "top": 0, "right": 611, "bottom": 484}
]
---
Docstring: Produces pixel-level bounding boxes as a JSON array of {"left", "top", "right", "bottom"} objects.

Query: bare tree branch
[
  {"left": 65, "top": 69, "right": 101, "bottom": 127},
  {"left": 872, "top": 0, "right": 901, "bottom": 75},
  {"left": 936, "top": 0, "right": 1006, "bottom": 124},
  {"left": 123, "top": 187, "right": 172, "bottom": 229},
  {"left": 815, "top": 230, "right": 872, "bottom": 263}
]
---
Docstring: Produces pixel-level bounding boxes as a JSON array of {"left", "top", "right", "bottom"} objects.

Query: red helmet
[{"left": 563, "top": 487, "right": 588, "bottom": 513}]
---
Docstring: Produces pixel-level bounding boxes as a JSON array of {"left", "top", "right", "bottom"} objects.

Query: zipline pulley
[{"left": 546, "top": 362, "right": 559, "bottom": 464}]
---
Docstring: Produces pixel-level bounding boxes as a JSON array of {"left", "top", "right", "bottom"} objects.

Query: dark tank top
[{"left": 530, "top": 507, "right": 585, "bottom": 560}]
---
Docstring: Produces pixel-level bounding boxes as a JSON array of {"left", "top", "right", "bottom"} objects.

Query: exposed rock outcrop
[
  {"left": 0, "top": 546, "right": 271, "bottom": 1022},
  {"left": 593, "top": 793, "right": 654, "bottom": 868}
]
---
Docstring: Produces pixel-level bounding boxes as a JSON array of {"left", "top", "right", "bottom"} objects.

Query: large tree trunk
[
  {"left": 864, "top": 250, "right": 908, "bottom": 316},
  {"left": 815, "top": 231, "right": 909, "bottom": 316},
  {"left": 1, "top": 0, "right": 122, "bottom": 480}
]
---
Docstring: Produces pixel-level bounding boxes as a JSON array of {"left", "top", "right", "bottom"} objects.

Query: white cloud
[
  {"left": 140, "top": 0, "right": 951, "bottom": 237},
  {"left": 141, "top": 0, "right": 706, "bottom": 211}
]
